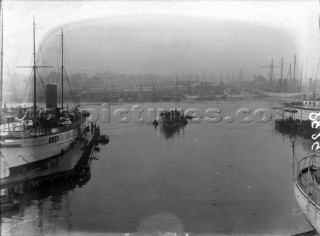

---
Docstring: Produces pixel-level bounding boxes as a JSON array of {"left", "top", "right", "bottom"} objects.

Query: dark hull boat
[
  {"left": 160, "top": 110, "right": 188, "bottom": 130},
  {"left": 275, "top": 118, "right": 300, "bottom": 130},
  {"left": 152, "top": 119, "right": 159, "bottom": 126},
  {"left": 76, "top": 165, "right": 91, "bottom": 183},
  {"left": 275, "top": 108, "right": 300, "bottom": 130},
  {"left": 162, "top": 119, "right": 188, "bottom": 129},
  {"left": 1, "top": 199, "right": 20, "bottom": 212},
  {"left": 95, "top": 135, "right": 109, "bottom": 144}
]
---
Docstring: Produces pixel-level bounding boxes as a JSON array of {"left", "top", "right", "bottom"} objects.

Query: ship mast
[
  {"left": 280, "top": 57, "right": 283, "bottom": 90},
  {"left": 33, "top": 16, "right": 37, "bottom": 120},
  {"left": 293, "top": 55, "right": 296, "bottom": 91},
  {"left": 17, "top": 17, "right": 52, "bottom": 121},
  {"left": 0, "top": 7, "right": 3, "bottom": 123},
  {"left": 300, "top": 63, "right": 303, "bottom": 92},
  {"left": 196, "top": 75, "right": 199, "bottom": 94},
  {"left": 270, "top": 59, "right": 273, "bottom": 90},
  {"left": 61, "top": 29, "right": 64, "bottom": 108}
]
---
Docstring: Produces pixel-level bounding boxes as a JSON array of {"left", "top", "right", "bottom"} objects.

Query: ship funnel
[{"left": 46, "top": 84, "right": 57, "bottom": 109}]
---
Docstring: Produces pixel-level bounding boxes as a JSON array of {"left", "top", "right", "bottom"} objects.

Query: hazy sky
[{"left": 1, "top": 0, "right": 319, "bottom": 88}]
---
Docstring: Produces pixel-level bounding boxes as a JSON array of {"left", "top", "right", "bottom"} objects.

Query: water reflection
[
  {"left": 1, "top": 180, "right": 76, "bottom": 234},
  {"left": 2, "top": 101, "right": 316, "bottom": 235},
  {"left": 274, "top": 124, "right": 314, "bottom": 153},
  {"left": 274, "top": 125, "right": 299, "bottom": 140},
  {"left": 1, "top": 158, "right": 95, "bottom": 234},
  {"left": 160, "top": 124, "right": 186, "bottom": 139},
  {"left": 274, "top": 120, "right": 315, "bottom": 140},
  {"left": 75, "top": 157, "right": 92, "bottom": 187}
]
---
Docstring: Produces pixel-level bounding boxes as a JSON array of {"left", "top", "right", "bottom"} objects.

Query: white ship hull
[
  {"left": 278, "top": 100, "right": 320, "bottom": 121},
  {"left": 284, "top": 108, "right": 320, "bottom": 121},
  {"left": 184, "top": 94, "right": 199, "bottom": 100},
  {"left": 0, "top": 128, "right": 77, "bottom": 170},
  {"left": 260, "top": 91, "right": 305, "bottom": 98},
  {"left": 225, "top": 93, "right": 250, "bottom": 99},
  {"left": 294, "top": 182, "right": 320, "bottom": 232},
  {"left": 0, "top": 21, "right": 91, "bottom": 179}
]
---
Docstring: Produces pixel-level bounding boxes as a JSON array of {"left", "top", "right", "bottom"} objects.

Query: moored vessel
[
  {"left": 283, "top": 96, "right": 320, "bottom": 122},
  {"left": 274, "top": 108, "right": 300, "bottom": 130},
  {"left": 259, "top": 91, "right": 305, "bottom": 98},
  {"left": 0, "top": 19, "right": 90, "bottom": 179},
  {"left": 160, "top": 110, "right": 188, "bottom": 130},
  {"left": 294, "top": 151, "right": 320, "bottom": 233},
  {"left": 224, "top": 88, "right": 251, "bottom": 99},
  {"left": 184, "top": 94, "right": 199, "bottom": 100}
]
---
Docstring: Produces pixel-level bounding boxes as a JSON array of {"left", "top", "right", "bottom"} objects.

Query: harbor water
[{"left": 0, "top": 100, "right": 314, "bottom": 235}]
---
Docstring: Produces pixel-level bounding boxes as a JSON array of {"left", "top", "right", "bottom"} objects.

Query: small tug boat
[
  {"left": 95, "top": 135, "right": 110, "bottom": 144},
  {"left": 75, "top": 161, "right": 91, "bottom": 186},
  {"left": 160, "top": 110, "right": 188, "bottom": 130},
  {"left": 152, "top": 119, "right": 159, "bottom": 126},
  {"left": 275, "top": 109, "right": 300, "bottom": 130}
]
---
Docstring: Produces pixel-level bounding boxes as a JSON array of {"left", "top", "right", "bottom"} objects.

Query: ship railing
[
  {"left": 0, "top": 128, "right": 54, "bottom": 139},
  {"left": 0, "top": 121, "right": 83, "bottom": 139},
  {"left": 297, "top": 172, "right": 320, "bottom": 209},
  {"left": 296, "top": 152, "right": 320, "bottom": 207}
]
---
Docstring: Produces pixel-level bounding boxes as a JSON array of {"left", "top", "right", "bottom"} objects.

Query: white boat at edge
[
  {"left": 294, "top": 152, "right": 320, "bottom": 233},
  {"left": 276, "top": 99, "right": 320, "bottom": 122},
  {"left": 225, "top": 93, "right": 250, "bottom": 99},
  {"left": 259, "top": 91, "right": 305, "bottom": 98},
  {"left": 184, "top": 94, "right": 199, "bottom": 100}
]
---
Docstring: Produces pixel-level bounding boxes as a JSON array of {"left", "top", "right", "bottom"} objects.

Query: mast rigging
[
  {"left": 0, "top": 7, "right": 3, "bottom": 124},
  {"left": 60, "top": 29, "right": 64, "bottom": 108}
]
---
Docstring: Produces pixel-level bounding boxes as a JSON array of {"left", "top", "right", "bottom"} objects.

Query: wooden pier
[{"left": 0, "top": 124, "right": 100, "bottom": 196}]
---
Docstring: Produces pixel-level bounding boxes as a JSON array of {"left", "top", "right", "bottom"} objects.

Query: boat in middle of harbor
[{"left": 160, "top": 110, "right": 188, "bottom": 130}]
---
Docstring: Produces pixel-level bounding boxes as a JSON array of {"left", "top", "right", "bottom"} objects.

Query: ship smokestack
[{"left": 46, "top": 84, "right": 57, "bottom": 109}]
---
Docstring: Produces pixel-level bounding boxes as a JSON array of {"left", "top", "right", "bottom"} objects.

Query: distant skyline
[
  {"left": 1, "top": 0, "right": 319, "bottom": 92},
  {"left": 41, "top": 16, "right": 297, "bottom": 78}
]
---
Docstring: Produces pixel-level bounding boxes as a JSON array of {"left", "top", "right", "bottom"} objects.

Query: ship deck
[
  {"left": 296, "top": 167, "right": 320, "bottom": 206},
  {"left": 0, "top": 131, "right": 95, "bottom": 189}
]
